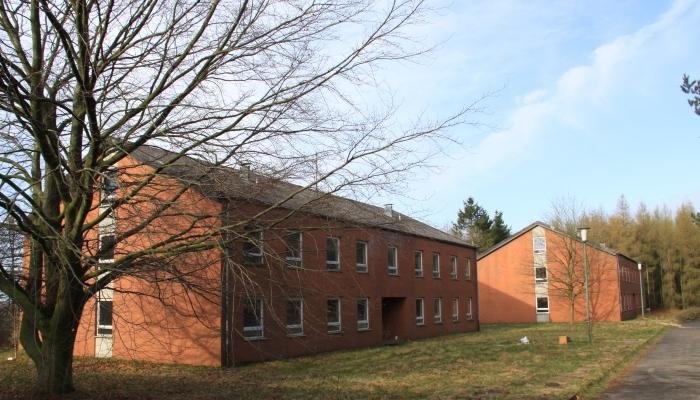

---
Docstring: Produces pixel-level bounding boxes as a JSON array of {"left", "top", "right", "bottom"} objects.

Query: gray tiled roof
[
  {"left": 130, "top": 145, "right": 473, "bottom": 248},
  {"left": 477, "top": 221, "right": 637, "bottom": 262}
]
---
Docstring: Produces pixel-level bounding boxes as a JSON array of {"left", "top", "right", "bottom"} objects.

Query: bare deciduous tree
[{"left": 0, "top": 0, "right": 474, "bottom": 394}]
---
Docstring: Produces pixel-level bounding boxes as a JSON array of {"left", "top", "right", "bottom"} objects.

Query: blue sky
[{"left": 375, "top": 0, "right": 700, "bottom": 231}]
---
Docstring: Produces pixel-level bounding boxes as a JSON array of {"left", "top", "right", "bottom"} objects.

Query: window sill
[
  {"left": 434, "top": 320, "right": 443, "bottom": 325},
  {"left": 466, "top": 317, "right": 474, "bottom": 321},
  {"left": 327, "top": 330, "right": 343, "bottom": 335},
  {"left": 356, "top": 269, "right": 369, "bottom": 274},
  {"left": 452, "top": 319, "right": 459, "bottom": 323},
  {"left": 244, "top": 336, "right": 267, "bottom": 342},
  {"left": 326, "top": 269, "right": 342, "bottom": 273},
  {"left": 286, "top": 333, "right": 305, "bottom": 338},
  {"left": 415, "top": 274, "right": 424, "bottom": 278},
  {"left": 433, "top": 276, "right": 441, "bottom": 280},
  {"left": 387, "top": 273, "right": 399, "bottom": 277},
  {"left": 416, "top": 322, "right": 425, "bottom": 326},
  {"left": 357, "top": 328, "right": 371, "bottom": 332}
]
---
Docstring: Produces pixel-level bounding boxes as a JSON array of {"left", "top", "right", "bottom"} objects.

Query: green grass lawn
[{"left": 0, "top": 319, "right": 671, "bottom": 399}]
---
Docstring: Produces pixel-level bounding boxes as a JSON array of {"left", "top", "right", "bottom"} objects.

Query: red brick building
[
  {"left": 477, "top": 222, "right": 644, "bottom": 324},
  {"left": 73, "top": 146, "right": 479, "bottom": 366}
]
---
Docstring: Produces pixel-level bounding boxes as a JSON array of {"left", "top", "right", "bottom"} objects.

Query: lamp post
[
  {"left": 638, "top": 263, "right": 645, "bottom": 318},
  {"left": 579, "top": 227, "right": 592, "bottom": 344}
]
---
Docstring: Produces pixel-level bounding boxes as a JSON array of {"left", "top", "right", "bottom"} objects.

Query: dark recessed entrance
[{"left": 382, "top": 297, "right": 406, "bottom": 345}]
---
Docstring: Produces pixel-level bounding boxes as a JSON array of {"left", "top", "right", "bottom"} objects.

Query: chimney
[
  {"left": 240, "top": 163, "right": 251, "bottom": 181},
  {"left": 384, "top": 204, "right": 393, "bottom": 218}
]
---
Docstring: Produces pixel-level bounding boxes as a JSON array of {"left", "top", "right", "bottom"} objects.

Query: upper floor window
[
  {"left": 356, "top": 241, "right": 368, "bottom": 273},
  {"left": 285, "top": 231, "right": 302, "bottom": 268},
  {"left": 533, "top": 236, "right": 546, "bottom": 253},
  {"left": 535, "top": 265, "right": 547, "bottom": 281},
  {"left": 388, "top": 247, "right": 398, "bottom": 275},
  {"left": 99, "top": 234, "right": 115, "bottom": 262},
  {"left": 450, "top": 256, "right": 458, "bottom": 279},
  {"left": 432, "top": 253, "right": 440, "bottom": 278},
  {"left": 414, "top": 251, "right": 423, "bottom": 277},
  {"left": 243, "top": 226, "right": 263, "bottom": 265},
  {"left": 101, "top": 169, "right": 118, "bottom": 204},
  {"left": 357, "top": 298, "right": 369, "bottom": 330},
  {"left": 286, "top": 298, "right": 303, "bottom": 336},
  {"left": 465, "top": 258, "right": 472, "bottom": 280},
  {"left": 416, "top": 298, "right": 425, "bottom": 325},
  {"left": 326, "top": 237, "right": 340, "bottom": 271},
  {"left": 243, "top": 297, "right": 264, "bottom": 339}
]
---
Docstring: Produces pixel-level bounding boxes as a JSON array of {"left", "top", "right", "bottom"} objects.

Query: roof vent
[{"left": 384, "top": 204, "right": 393, "bottom": 217}]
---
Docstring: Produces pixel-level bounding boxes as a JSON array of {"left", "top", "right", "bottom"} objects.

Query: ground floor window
[
  {"left": 433, "top": 298, "right": 442, "bottom": 323},
  {"left": 466, "top": 298, "right": 473, "bottom": 320},
  {"left": 452, "top": 298, "right": 459, "bottom": 322},
  {"left": 327, "top": 298, "right": 341, "bottom": 333},
  {"left": 96, "top": 300, "right": 113, "bottom": 335},
  {"left": 536, "top": 296, "right": 549, "bottom": 313},
  {"left": 416, "top": 298, "right": 425, "bottom": 325},
  {"left": 286, "top": 298, "right": 303, "bottom": 336},
  {"left": 357, "top": 298, "right": 369, "bottom": 330},
  {"left": 243, "top": 298, "right": 264, "bottom": 339}
]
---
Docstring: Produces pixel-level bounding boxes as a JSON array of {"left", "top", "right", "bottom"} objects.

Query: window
[
  {"left": 101, "top": 169, "right": 117, "bottom": 204},
  {"left": 99, "top": 234, "right": 115, "bottom": 262},
  {"left": 432, "top": 253, "right": 440, "bottom": 278},
  {"left": 387, "top": 247, "right": 398, "bottom": 275},
  {"left": 465, "top": 258, "right": 471, "bottom": 280},
  {"left": 433, "top": 298, "right": 442, "bottom": 323},
  {"left": 466, "top": 298, "right": 473, "bottom": 320},
  {"left": 536, "top": 296, "right": 549, "bottom": 313},
  {"left": 286, "top": 298, "right": 303, "bottom": 336},
  {"left": 326, "top": 237, "right": 340, "bottom": 271},
  {"left": 356, "top": 241, "right": 368, "bottom": 273},
  {"left": 414, "top": 251, "right": 423, "bottom": 277},
  {"left": 327, "top": 298, "right": 341, "bottom": 333},
  {"left": 285, "top": 231, "right": 302, "bottom": 268},
  {"left": 357, "top": 298, "right": 369, "bottom": 330},
  {"left": 243, "top": 226, "right": 263, "bottom": 265},
  {"left": 535, "top": 266, "right": 547, "bottom": 281},
  {"left": 533, "top": 236, "right": 546, "bottom": 253},
  {"left": 450, "top": 256, "right": 458, "bottom": 279},
  {"left": 96, "top": 300, "right": 113, "bottom": 335},
  {"left": 243, "top": 298, "right": 264, "bottom": 339},
  {"left": 452, "top": 298, "right": 459, "bottom": 322},
  {"left": 415, "top": 298, "right": 425, "bottom": 325}
]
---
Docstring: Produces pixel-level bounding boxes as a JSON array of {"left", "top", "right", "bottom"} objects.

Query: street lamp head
[
  {"left": 638, "top": 263, "right": 642, "bottom": 271},
  {"left": 578, "top": 227, "right": 590, "bottom": 242}
]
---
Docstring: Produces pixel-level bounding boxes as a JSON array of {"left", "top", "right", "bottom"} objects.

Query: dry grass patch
[{"left": 0, "top": 318, "right": 668, "bottom": 399}]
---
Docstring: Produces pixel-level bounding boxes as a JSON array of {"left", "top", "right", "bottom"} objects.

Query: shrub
[{"left": 676, "top": 307, "right": 700, "bottom": 323}]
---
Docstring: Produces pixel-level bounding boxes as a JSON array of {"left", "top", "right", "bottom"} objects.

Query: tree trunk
[
  {"left": 20, "top": 279, "right": 84, "bottom": 396},
  {"left": 569, "top": 302, "right": 575, "bottom": 326}
]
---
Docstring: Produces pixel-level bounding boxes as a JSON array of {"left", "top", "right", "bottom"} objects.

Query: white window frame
[
  {"left": 452, "top": 298, "right": 459, "bottom": 322},
  {"left": 450, "top": 256, "right": 458, "bottom": 279},
  {"left": 98, "top": 234, "right": 115, "bottom": 263},
  {"left": 243, "top": 226, "right": 263, "bottom": 265},
  {"left": 286, "top": 298, "right": 304, "bottom": 336},
  {"left": 466, "top": 298, "right": 473, "bottom": 320},
  {"left": 101, "top": 169, "right": 118, "bottom": 204},
  {"left": 96, "top": 299, "right": 113, "bottom": 336},
  {"left": 387, "top": 246, "right": 398, "bottom": 275},
  {"left": 432, "top": 253, "right": 440, "bottom": 279},
  {"left": 357, "top": 298, "right": 369, "bottom": 330},
  {"left": 326, "top": 237, "right": 340, "bottom": 271},
  {"left": 415, "top": 298, "right": 425, "bottom": 325},
  {"left": 533, "top": 235, "right": 546, "bottom": 253},
  {"left": 434, "top": 298, "right": 442, "bottom": 323},
  {"left": 536, "top": 296, "right": 549, "bottom": 313},
  {"left": 414, "top": 251, "right": 423, "bottom": 277},
  {"left": 243, "top": 298, "right": 264, "bottom": 339},
  {"left": 356, "top": 241, "right": 368, "bottom": 273},
  {"left": 327, "top": 298, "right": 342, "bottom": 333},
  {"left": 535, "top": 265, "right": 547, "bottom": 282},
  {"left": 465, "top": 258, "right": 471, "bottom": 280},
  {"left": 285, "top": 231, "right": 303, "bottom": 268}
]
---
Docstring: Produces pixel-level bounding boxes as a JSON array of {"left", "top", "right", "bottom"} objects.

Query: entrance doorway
[{"left": 381, "top": 297, "right": 405, "bottom": 344}]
